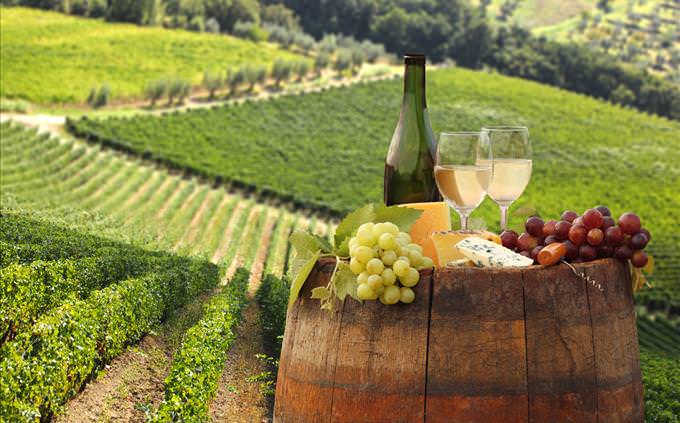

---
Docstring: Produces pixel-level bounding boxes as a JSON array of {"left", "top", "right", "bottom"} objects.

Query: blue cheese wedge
[{"left": 454, "top": 237, "right": 534, "bottom": 268}]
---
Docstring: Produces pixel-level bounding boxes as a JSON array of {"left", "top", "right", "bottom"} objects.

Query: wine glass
[
  {"left": 480, "top": 126, "right": 532, "bottom": 231},
  {"left": 435, "top": 132, "right": 492, "bottom": 231}
]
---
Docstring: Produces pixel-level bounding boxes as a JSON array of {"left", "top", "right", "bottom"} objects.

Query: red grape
[
  {"left": 568, "top": 224, "right": 588, "bottom": 246},
  {"left": 598, "top": 245, "right": 614, "bottom": 258},
  {"left": 579, "top": 245, "right": 598, "bottom": 261},
  {"left": 604, "top": 226, "right": 624, "bottom": 245},
  {"left": 618, "top": 212, "right": 641, "bottom": 235},
  {"left": 630, "top": 232, "right": 649, "bottom": 250},
  {"left": 544, "top": 235, "right": 559, "bottom": 245},
  {"left": 500, "top": 230, "right": 519, "bottom": 250},
  {"left": 601, "top": 216, "right": 616, "bottom": 231},
  {"left": 561, "top": 210, "right": 579, "bottom": 223},
  {"left": 543, "top": 220, "right": 557, "bottom": 237},
  {"left": 595, "top": 205, "right": 611, "bottom": 216},
  {"left": 640, "top": 228, "right": 652, "bottom": 242},
  {"left": 519, "top": 250, "right": 532, "bottom": 258},
  {"left": 631, "top": 250, "right": 648, "bottom": 268},
  {"left": 587, "top": 228, "right": 604, "bottom": 246},
  {"left": 573, "top": 216, "right": 584, "bottom": 226},
  {"left": 531, "top": 246, "right": 544, "bottom": 261},
  {"left": 614, "top": 245, "right": 633, "bottom": 261},
  {"left": 563, "top": 240, "right": 579, "bottom": 260},
  {"left": 554, "top": 220, "right": 572, "bottom": 240},
  {"left": 582, "top": 208, "right": 604, "bottom": 229},
  {"left": 525, "top": 216, "right": 545, "bottom": 237},
  {"left": 517, "top": 233, "right": 539, "bottom": 251}
]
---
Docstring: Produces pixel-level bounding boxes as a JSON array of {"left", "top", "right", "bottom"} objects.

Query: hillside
[
  {"left": 66, "top": 67, "right": 680, "bottom": 307},
  {"left": 0, "top": 7, "right": 305, "bottom": 104}
]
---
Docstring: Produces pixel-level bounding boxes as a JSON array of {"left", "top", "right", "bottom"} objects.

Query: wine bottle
[{"left": 384, "top": 53, "right": 440, "bottom": 205}]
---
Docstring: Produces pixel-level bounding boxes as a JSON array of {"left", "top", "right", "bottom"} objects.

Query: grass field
[
  {"left": 66, "top": 67, "right": 680, "bottom": 309},
  {"left": 0, "top": 7, "right": 305, "bottom": 104},
  {"left": 473, "top": 0, "right": 597, "bottom": 28}
]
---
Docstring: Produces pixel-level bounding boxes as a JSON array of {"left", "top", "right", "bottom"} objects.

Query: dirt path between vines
[
  {"left": 55, "top": 294, "right": 211, "bottom": 423},
  {"left": 209, "top": 301, "right": 272, "bottom": 423}
]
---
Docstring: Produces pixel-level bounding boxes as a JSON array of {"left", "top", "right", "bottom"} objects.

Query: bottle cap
[{"left": 404, "top": 53, "right": 426, "bottom": 65}]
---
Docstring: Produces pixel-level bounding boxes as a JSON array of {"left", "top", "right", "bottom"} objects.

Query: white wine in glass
[
  {"left": 435, "top": 132, "right": 491, "bottom": 231},
  {"left": 480, "top": 126, "right": 532, "bottom": 230}
]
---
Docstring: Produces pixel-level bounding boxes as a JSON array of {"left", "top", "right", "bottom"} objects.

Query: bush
[
  {"left": 233, "top": 20, "right": 267, "bottom": 42},
  {"left": 266, "top": 23, "right": 294, "bottom": 48},
  {"left": 227, "top": 68, "right": 246, "bottom": 94},
  {"left": 293, "top": 32, "right": 315, "bottom": 52},
  {"left": 294, "top": 61, "right": 309, "bottom": 81},
  {"left": 86, "top": 84, "right": 110, "bottom": 108},
  {"left": 255, "top": 274, "right": 289, "bottom": 357},
  {"left": 167, "top": 77, "right": 190, "bottom": 105},
  {"left": 314, "top": 52, "right": 330, "bottom": 76},
  {"left": 144, "top": 78, "right": 167, "bottom": 107},
  {"left": 334, "top": 50, "right": 352, "bottom": 77},
  {"left": 271, "top": 59, "right": 293, "bottom": 87},
  {"left": 0, "top": 98, "right": 29, "bottom": 113},
  {"left": 262, "top": 4, "right": 300, "bottom": 31},
  {"left": 153, "top": 268, "right": 249, "bottom": 422},
  {"left": 318, "top": 34, "right": 337, "bottom": 54},
  {"left": 205, "top": 17, "right": 220, "bottom": 33}
]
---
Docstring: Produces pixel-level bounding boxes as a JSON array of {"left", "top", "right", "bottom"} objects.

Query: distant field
[
  {"left": 0, "top": 7, "right": 305, "bottom": 104},
  {"left": 67, "top": 67, "right": 680, "bottom": 306},
  {"left": 472, "top": 0, "right": 596, "bottom": 29}
]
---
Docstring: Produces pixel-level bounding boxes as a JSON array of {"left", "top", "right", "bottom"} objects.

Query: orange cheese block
[
  {"left": 425, "top": 230, "right": 502, "bottom": 267},
  {"left": 399, "top": 202, "right": 452, "bottom": 249}
]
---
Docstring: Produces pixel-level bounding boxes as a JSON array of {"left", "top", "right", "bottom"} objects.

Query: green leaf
[
  {"left": 289, "top": 230, "right": 328, "bottom": 256},
  {"left": 513, "top": 205, "right": 538, "bottom": 218},
  {"left": 373, "top": 204, "right": 423, "bottom": 232},
  {"left": 332, "top": 262, "right": 357, "bottom": 301},
  {"left": 335, "top": 237, "right": 351, "bottom": 258},
  {"left": 288, "top": 250, "right": 321, "bottom": 308},
  {"left": 333, "top": 203, "right": 375, "bottom": 250},
  {"left": 311, "top": 287, "right": 331, "bottom": 300},
  {"left": 311, "top": 234, "right": 333, "bottom": 254}
]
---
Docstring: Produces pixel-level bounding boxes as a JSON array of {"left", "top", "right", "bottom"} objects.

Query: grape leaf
[
  {"left": 290, "top": 229, "right": 330, "bottom": 256},
  {"left": 333, "top": 262, "right": 358, "bottom": 301},
  {"left": 335, "top": 237, "right": 351, "bottom": 258},
  {"left": 372, "top": 204, "right": 423, "bottom": 232},
  {"left": 311, "top": 287, "right": 331, "bottom": 300},
  {"left": 333, "top": 203, "right": 375, "bottom": 250},
  {"left": 288, "top": 249, "right": 321, "bottom": 308},
  {"left": 312, "top": 234, "right": 333, "bottom": 254}
]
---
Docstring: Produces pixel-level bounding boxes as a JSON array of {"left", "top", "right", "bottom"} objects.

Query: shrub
[
  {"left": 167, "top": 77, "right": 190, "bottom": 105},
  {"left": 271, "top": 59, "right": 293, "bottom": 87},
  {"left": 86, "top": 84, "right": 110, "bottom": 108},
  {"left": 294, "top": 61, "right": 309, "bottom": 81},
  {"left": 227, "top": 68, "right": 246, "bottom": 94},
  {"left": 266, "top": 23, "right": 294, "bottom": 48},
  {"left": 334, "top": 50, "right": 352, "bottom": 77},
  {"left": 262, "top": 4, "right": 301, "bottom": 31},
  {"left": 153, "top": 268, "right": 250, "bottom": 422},
  {"left": 256, "top": 274, "right": 289, "bottom": 357},
  {"left": 293, "top": 32, "right": 315, "bottom": 52},
  {"left": 318, "top": 34, "right": 337, "bottom": 54},
  {"left": 205, "top": 17, "right": 220, "bottom": 33},
  {"left": 144, "top": 78, "right": 167, "bottom": 107},
  {"left": 233, "top": 20, "right": 266, "bottom": 42},
  {"left": 0, "top": 98, "right": 29, "bottom": 113}
]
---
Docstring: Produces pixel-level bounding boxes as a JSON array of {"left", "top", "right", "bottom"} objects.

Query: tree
[
  {"left": 498, "top": 0, "right": 520, "bottom": 22},
  {"left": 318, "top": 34, "right": 337, "bottom": 54},
  {"left": 204, "top": 0, "right": 259, "bottom": 33},
  {"left": 294, "top": 61, "right": 309, "bottom": 81},
  {"left": 244, "top": 65, "right": 259, "bottom": 91},
  {"left": 167, "top": 77, "right": 190, "bottom": 105},
  {"left": 227, "top": 68, "right": 245, "bottom": 94},
  {"left": 144, "top": 79, "right": 167, "bottom": 107},
  {"left": 333, "top": 50, "right": 352, "bottom": 78},
  {"left": 262, "top": 4, "right": 300, "bottom": 31},
  {"left": 87, "top": 84, "right": 110, "bottom": 109},
  {"left": 596, "top": 0, "right": 612, "bottom": 13},
  {"left": 351, "top": 49, "right": 365, "bottom": 75},
  {"left": 314, "top": 52, "right": 330, "bottom": 77},
  {"left": 202, "top": 70, "right": 222, "bottom": 99},
  {"left": 271, "top": 59, "right": 292, "bottom": 87},
  {"left": 611, "top": 84, "right": 636, "bottom": 106}
]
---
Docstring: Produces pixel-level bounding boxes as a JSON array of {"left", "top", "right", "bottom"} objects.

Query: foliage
[
  {"left": 255, "top": 274, "right": 289, "bottom": 357},
  {"left": 202, "top": 70, "right": 222, "bottom": 99},
  {"left": 66, "top": 67, "right": 680, "bottom": 306},
  {"left": 86, "top": 84, "right": 110, "bottom": 109},
  {"left": 0, "top": 97, "right": 29, "bottom": 113},
  {"left": 262, "top": 3, "right": 300, "bottom": 31},
  {"left": 144, "top": 78, "right": 168, "bottom": 106},
  {"left": 271, "top": 59, "right": 293, "bottom": 87},
  {"left": 153, "top": 268, "right": 249, "bottom": 422},
  {"left": 314, "top": 52, "right": 330, "bottom": 76},
  {"left": 233, "top": 19, "right": 267, "bottom": 41},
  {"left": 0, "top": 7, "right": 305, "bottom": 103},
  {"left": 640, "top": 350, "right": 680, "bottom": 422}
]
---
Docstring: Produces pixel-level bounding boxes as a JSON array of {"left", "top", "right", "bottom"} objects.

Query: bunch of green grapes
[{"left": 348, "top": 222, "right": 434, "bottom": 305}]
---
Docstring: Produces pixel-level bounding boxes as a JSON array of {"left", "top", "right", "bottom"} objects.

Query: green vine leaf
[
  {"left": 333, "top": 203, "right": 375, "bottom": 250},
  {"left": 373, "top": 204, "right": 423, "bottom": 232},
  {"left": 333, "top": 262, "right": 358, "bottom": 301},
  {"left": 311, "top": 287, "right": 331, "bottom": 300},
  {"left": 288, "top": 249, "right": 321, "bottom": 308}
]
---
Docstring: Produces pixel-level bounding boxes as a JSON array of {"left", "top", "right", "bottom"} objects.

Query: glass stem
[
  {"left": 500, "top": 205, "right": 510, "bottom": 231},
  {"left": 458, "top": 212, "right": 470, "bottom": 231}
]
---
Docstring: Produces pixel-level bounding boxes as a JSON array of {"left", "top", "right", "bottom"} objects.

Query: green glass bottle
[{"left": 384, "top": 53, "right": 440, "bottom": 205}]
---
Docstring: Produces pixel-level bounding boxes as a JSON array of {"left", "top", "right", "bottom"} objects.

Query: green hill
[{"left": 0, "top": 7, "right": 305, "bottom": 104}]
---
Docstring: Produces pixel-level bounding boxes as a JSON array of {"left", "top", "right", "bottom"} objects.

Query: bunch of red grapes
[{"left": 500, "top": 206, "right": 651, "bottom": 268}]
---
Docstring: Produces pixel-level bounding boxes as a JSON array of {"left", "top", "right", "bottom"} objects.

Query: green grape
[
  {"left": 357, "top": 227, "right": 376, "bottom": 247},
  {"left": 397, "top": 256, "right": 410, "bottom": 266},
  {"left": 357, "top": 283, "right": 376, "bottom": 300},
  {"left": 400, "top": 267, "right": 420, "bottom": 287},
  {"left": 381, "top": 268, "right": 396, "bottom": 286},
  {"left": 393, "top": 259, "right": 410, "bottom": 277},
  {"left": 356, "top": 272, "right": 369, "bottom": 285},
  {"left": 372, "top": 222, "right": 387, "bottom": 237},
  {"left": 349, "top": 257, "right": 364, "bottom": 275},
  {"left": 380, "top": 250, "right": 397, "bottom": 266},
  {"left": 408, "top": 250, "right": 423, "bottom": 268},
  {"left": 420, "top": 256, "right": 434, "bottom": 269},
  {"left": 366, "top": 258, "right": 385, "bottom": 275},
  {"left": 399, "top": 287, "right": 415, "bottom": 304},
  {"left": 378, "top": 232, "right": 397, "bottom": 250},
  {"left": 379, "top": 293, "right": 389, "bottom": 305},
  {"left": 384, "top": 222, "right": 400, "bottom": 236},
  {"left": 375, "top": 285, "right": 385, "bottom": 296},
  {"left": 354, "top": 246, "right": 374, "bottom": 263},
  {"left": 358, "top": 222, "right": 375, "bottom": 233},
  {"left": 367, "top": 274, "right": 383, "bottom": 291},
  {"left": 349, "top": 237, "right": 358, "bottom": 251},
  {"left": 372, "top": 245, "right": 380, "bottom": 257},
  {"left": 397, "top": 232, "right": 411, "bottom": 245},
  {"left": 383, "top": 285, "right": 401, "bottom": 304},
  {"left": 407, "top": 243, "right": 423, "bottom": 254}
]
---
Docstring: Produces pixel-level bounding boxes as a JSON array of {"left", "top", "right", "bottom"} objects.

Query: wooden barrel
[{"left": 274, "top": 258, "right": 644, "bottom": 423}]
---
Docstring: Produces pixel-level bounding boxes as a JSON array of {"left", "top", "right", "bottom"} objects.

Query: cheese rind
[
  {"left": 426, "top": 230, "right": 502, "bottom": 267},
  {"left": 454, "top": 237, "right": 534, "bottom": 268}
]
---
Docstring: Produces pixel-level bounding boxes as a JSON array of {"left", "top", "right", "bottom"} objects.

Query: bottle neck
[{"left": 402, "top": 63, "right": 427, "bottom": 109}]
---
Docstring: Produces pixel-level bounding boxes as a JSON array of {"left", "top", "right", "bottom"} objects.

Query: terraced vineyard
[
  {"left": 66, "top": 67, "right": 680, "bottom": 313},
  {"left": 0, "top": 122, "right": 330, "bottom": 284}
]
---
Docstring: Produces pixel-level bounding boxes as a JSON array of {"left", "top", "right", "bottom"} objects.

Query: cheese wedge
[
  {"left": 399, "top": 202, "right": 451, "bottom": 247},
  {"left": 454, "top": 237, "right": 534, "bottom": 268},
  {"left": 425, "top": 230, "right": 502, "bottom": 267}
]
